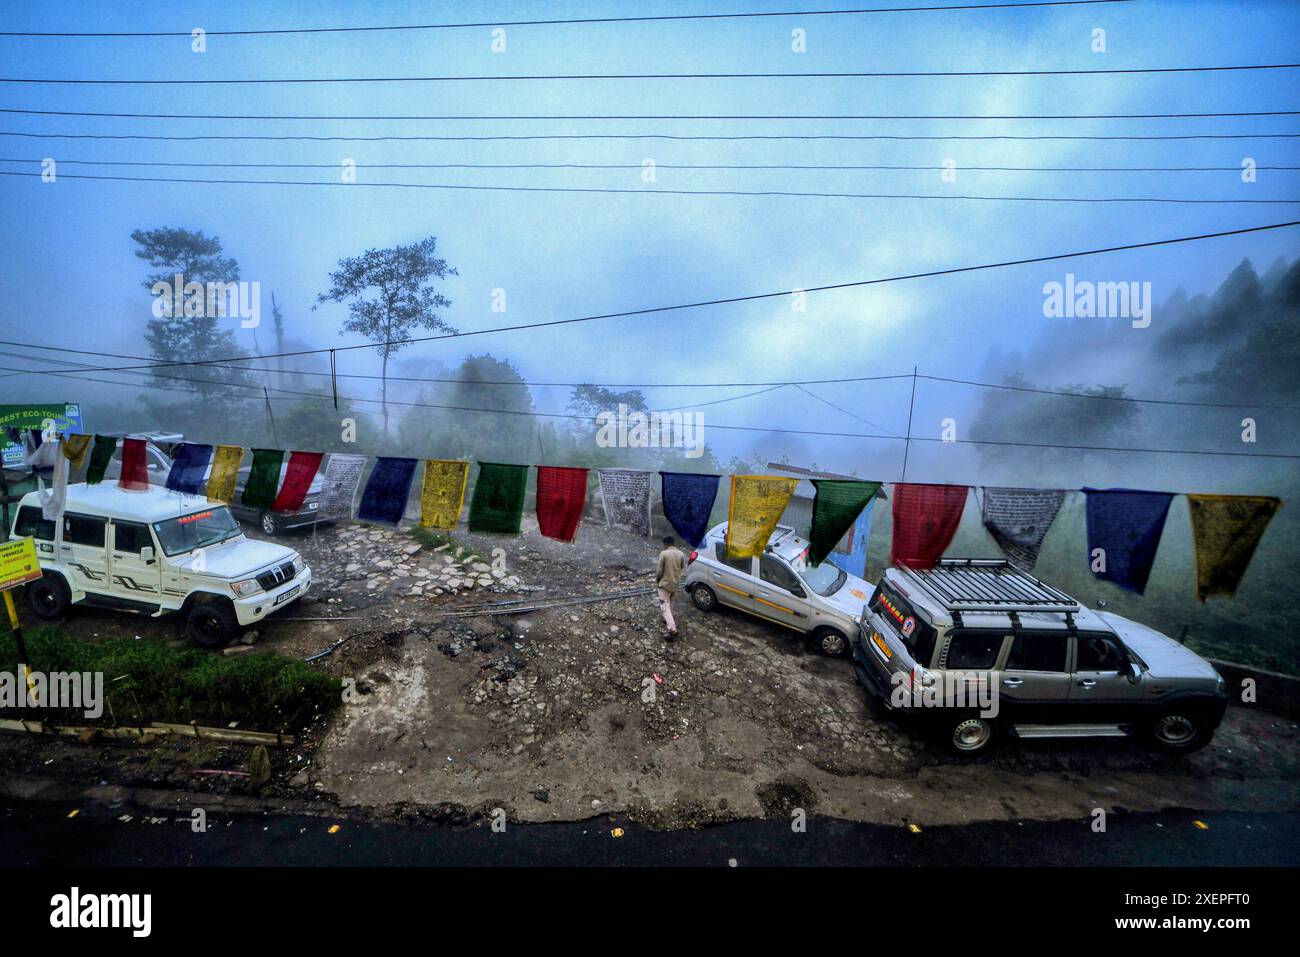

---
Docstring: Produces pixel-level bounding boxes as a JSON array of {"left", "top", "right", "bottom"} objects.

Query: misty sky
[{"left": 1, "top": 0, "right": 1297, "bottom": 490}]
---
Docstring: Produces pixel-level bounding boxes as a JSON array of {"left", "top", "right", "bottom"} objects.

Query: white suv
[{"left": 10, "top": 482, "right": 312, "bottom": 648}]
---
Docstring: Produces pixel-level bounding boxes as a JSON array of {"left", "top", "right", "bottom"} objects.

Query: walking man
[{"left": 655, "top": 535, "right": 686, "bottom": 640}]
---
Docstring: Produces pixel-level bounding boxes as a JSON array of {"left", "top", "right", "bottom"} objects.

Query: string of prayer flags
[
  {"left": 660, "top": 471, "right": 720, "bottom": 547},
  {"left": 980, "top": 487, "right": 1066, "bottom": 573},
  {"left": 726, "top": 475, "right": 799, "bottom": 559},
  {"left": 890, "top": 483, "right": 968, "bottom": 569},
  {"left": 808, "top": 479, "right": 881, "bottom": 566},
  {"left": 84, "top": 434, "right": 118, "bottom": 485},
  {"left": 318, "top": 453, "right": 367, "bottom": 520},
  {"left": 420, "top": 459, "right": 470, "bottom": 530},
  {"left": 536, "top": 466, "right": 589, "bottom": 542},
  {"left": 164, "top": 443, "right": 214, "bottom": 496},
  {"left": 357, "top": 457, "right": 418, "bottom": 526},
  {"left": 273, "top": 451, "right": 324, "bottom": 513},
  {"left": 242, "top": 448, "right": 286, "bottom": 510},
  {"left": 1186, "top": 494, "right": 1282, "bottom": 601},
  {"left": 207, "top": 445, "right": 244, "bottom": 503},
  {"left": 597, "top": 468, "right": 653, "bottom": 535},
  {"left": 118, "top": 437, "right": 150, "bottom": 491},
  {"left": 61, "top": 433, "right": 93, "bottom": 470},
  {"left": 469, "top": 462, "right": 529, "bottom": 534},
  {"left": 1083, "top": 489, "right": 1174, "bottom": 595}
]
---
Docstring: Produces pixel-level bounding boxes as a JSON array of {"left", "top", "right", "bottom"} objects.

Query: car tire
[
  {"left": 810, "top": 626, "right": 850, "bottom": 658},
  {"left": 1145, "top": 710, "right": 1212, "bottom": 753},
  {"left": 26, "top": 571, "right": 71, "bottom": 621},
  {"left": 186, "top": 599, "right": 238, "bottom": 649},
  {"left": 938, "top": 713, "right": 997, "bottom": 756},
  {"left": 690, "top": 584, "right": 718, "bottom": 612},
  {"left": 259, "top": 512, "right": 280, "bottom": 536}
]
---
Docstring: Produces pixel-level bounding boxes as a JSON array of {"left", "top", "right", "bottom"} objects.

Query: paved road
[{"left": 1, "top": 801, "right": 1294, "bottom": 866}]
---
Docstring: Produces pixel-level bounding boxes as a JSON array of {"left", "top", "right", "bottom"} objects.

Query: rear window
[
  {"left": 14, "top": 505, "right": 54, "bottom": 541},
  {"left": 870, "top": 581, "right": 938, "bottom": 666}
]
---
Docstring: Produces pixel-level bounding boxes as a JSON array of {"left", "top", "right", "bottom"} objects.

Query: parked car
[
  {"left": 99, "top": 432, "right": 182, "bottom": 487},
  {"left": 228, "top": 463, "right": 328, "bottom": 536},
  {"left": 10, "top": 482, "right": 312, "bottom": 648},
  {"left": 853, "top": 558, "right": 1229, "bottom": 755},
  {"left": 681, "top": 522, "right": 875, "bottom": 657}
]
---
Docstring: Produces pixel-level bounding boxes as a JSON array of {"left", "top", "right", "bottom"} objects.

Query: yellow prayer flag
[
  {"left": 207, "top": 445, "right": 244, "bottom": 503},
  {"left": 1186, "top": 494, "right": 1281, "bottom": 601},
  {"left": 421, "top": 459, "right": 470, "bottom": 530},
  {"left": 62, "top": 433, "right": 93, "bottom": 469},
  {"left": 726, "top": 475, "right": 799, "bottom": 559}
]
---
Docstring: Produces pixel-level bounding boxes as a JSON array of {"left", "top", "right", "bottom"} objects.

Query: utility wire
[
  {"left": 4, "top": 157, "right": 1299, "bottom": 174},
  {"left": 5, "top": 129, "right": 1295, "bottom": 143},
  {"left": 3, "top": 169, "right": 1295, "bottom": 204},
  {"left": 919, "top": 374, "right": 1300, "bottom": 410},
  {"left": 5, "top": 63, "right": 1298, "bottom": 84},
  {"left": 4, "top": 220, "right": 1296, "bottom": 376},
  {"left": 7, "top": 107, "right": 1297, "bottom": 121},
  {"left": 0, "top": 2, "right": 1138, "bottom": 38}
]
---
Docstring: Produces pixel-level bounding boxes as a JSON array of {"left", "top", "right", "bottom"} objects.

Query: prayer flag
[
  {"left": 891, "top": 483, "right": 968, "bottom": 569},
  {"left": 242, "top": 448, "right": 285, "bottom": 510},
  {"left": 118, "top": 437, "right": 149, "bottom": 491},
  {"left": 1083, "top": 488, "right": 1174, "bottom": 594},
  {"left": 207, "top": 445, "right": 244, "bottom": 503},
  {"left": 318, "top": 453, "right": 367, "bottom": 520},
  {"left": 358, "top": 456, "right": 418, "bottom": 525},
  {"left": 62, "top": 433, "right": 93, "bottom": 470},
  {"left": 85, "top": 434, "right": 117, "bottom": 485},
  {"left": 660, "top": 472, "right": 720, "bottom": 547},
  {"left": 726, "top": 475, "right": 798, "bottom": 559},
  {"left": 469, "top": 462, "right": 529, "bottom": 534},
  {"left": 597, "top": 468, "right": 652, "bottom": 535},
  {"left": 536, "top": 466, "right": 589, "bottom": 542},
  {"left": 165, "top": 443, "right": 214, "bottom": 496},
  {"left": 808, "top": 479, "right": 881, "bottom": 566},
  {"left": 273, "top": 451, "right": 324, "bottom": 513},
  {"left": 980, "top": 487, "right": 1066, "bottom": 573},
  {"left": 1186, "top": 494, "right": 1281, "bottom": 600},
  {"left": 420, "top": 459, "right": 470, "bottom": 530}
]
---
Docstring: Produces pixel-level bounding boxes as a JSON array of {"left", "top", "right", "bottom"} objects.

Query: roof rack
[{"left": 896, "top": 559, "right": 1080, "bottom": 621}]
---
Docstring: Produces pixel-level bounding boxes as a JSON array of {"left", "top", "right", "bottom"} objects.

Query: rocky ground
[{"left": 2, "top": 516, "right": 1298, "bottom": 830}]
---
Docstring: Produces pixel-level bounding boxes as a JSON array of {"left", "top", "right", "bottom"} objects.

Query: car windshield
[
  {"left": 152, "top": 506, "right": 241, "bottom": 556},
  {"left": 789, "top": 552, "right": 847, "bottom": 597}
]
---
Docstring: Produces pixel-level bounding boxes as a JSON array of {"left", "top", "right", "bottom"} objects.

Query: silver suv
[
  {"left": 853, "top": 559, "right": 1228, "bottom": 755},
  {"left": 682, "top": 522, "right": 875, "bottom": 657}
]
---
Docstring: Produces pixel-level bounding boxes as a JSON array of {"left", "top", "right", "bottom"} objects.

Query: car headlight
[
  {"left": 231, "top": 578, "right": 262, "bottom": 597},
  {"left": 292, "top": 556, "right": 305, "bottom": 576}
]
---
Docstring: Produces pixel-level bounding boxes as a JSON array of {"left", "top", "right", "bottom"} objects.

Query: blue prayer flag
[
  {"left": 164, "top": 443, "right": 214, "bottom": 496},
  {"left": 358, "top": 457, "right": 419, "bottom": 526},
  {"left": 660, "top": 472, "right": 721, "bottom": 548},
  {"left": 1083, "top": 488, "right": 1174, "bottom": 594}
]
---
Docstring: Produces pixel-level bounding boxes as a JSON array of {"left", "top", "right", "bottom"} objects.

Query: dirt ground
[{"left": 4, "top": 518, "right": 1298, "bottom": 829}]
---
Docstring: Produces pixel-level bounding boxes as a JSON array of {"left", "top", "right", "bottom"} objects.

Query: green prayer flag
[
  {"left": 469, "top": 462, "right": 529, "bottom": 534},
  {"left": 808, "top": 479, "right": 881, "bottom": 566},
  {"left": 84, "top": 434, "right": 118, "bottom": 485},
  {"left": 242, "top": 448, "right": 285, "bottom": 510}
]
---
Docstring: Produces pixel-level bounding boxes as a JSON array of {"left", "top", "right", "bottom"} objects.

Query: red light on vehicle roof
[{"left": 178, "top": 511, "right": 213, "bottom": 525}]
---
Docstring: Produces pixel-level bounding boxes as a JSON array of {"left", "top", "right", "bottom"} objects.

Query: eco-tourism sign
[
  {"left": 0, "top": 537, "right": 41, "bottom": 591},
  {"left": 0, "top": 403, "right": 84, "bottom": 468}
]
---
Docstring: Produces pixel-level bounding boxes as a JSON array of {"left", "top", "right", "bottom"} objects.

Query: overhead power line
[
  {"left": 4, "top": 169, "right": 1295, "bottom": 204},
  {"left": 4, "top": 157, "right": 1299, "bottom": 174},
  {"left": 0, "top": 2, "right": 1137, "bottom": 38},
  {"left": 3, "top": 63, "right": 1298, "bottom": 84},
  {"left": 6, "top": 128, "right": 1295, "bottom": 143},
  {"left": 7, "top": 107, "right": 1298, "bottom": 121},
  {"left": 3, "top": 220, "right": 1296, "bottom": 377}
]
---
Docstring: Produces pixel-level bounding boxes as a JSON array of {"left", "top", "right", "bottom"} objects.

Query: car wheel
[
  {"left": 690, "top": 584, "right": 718, "bottom": 612},
  {"left": 26, "top": 572, "right": 71, "bottom": 620},
  {"left": 186, "top": 600, "right": 238, "bottom": 649},
  {"left": 940, "top": 714, "right": 996, "bottom": 755},
  {"left": 810, "top": 626, "right": 850, "bottom": 658},
  {"left": 1146, "top": 711, "right": 1212, "bottom": 753},
  {"left": 260, "top": 512, "right": 279, "bottom": 536}
]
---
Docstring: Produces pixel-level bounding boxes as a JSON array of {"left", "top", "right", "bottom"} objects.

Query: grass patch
[{"left": 0, "top": 627, "right": 341, "bottom": 732}]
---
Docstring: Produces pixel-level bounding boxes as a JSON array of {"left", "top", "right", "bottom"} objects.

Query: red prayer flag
[
  {"left": 536, "top": 466, "right": 589, "bottom": 542},
  {"left": 273, "top": 451, "right": 325, "bottom": 513},
  {"left": 118, "top": 437, "right": 149, "bottom": 491},
  {"left": 890, "top": 483, "right": 968, "bottom": 569}
]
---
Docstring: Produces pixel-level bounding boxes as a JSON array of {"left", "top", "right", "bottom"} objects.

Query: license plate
[
  {"left": 870, "top": 630, "right": 892, "bottom": 660},
  {"left": 307, "top": 502, "right": 318, "bottom": 510},
  {"left": 274, "top": 585, "right": 300, "bottom": 605}
]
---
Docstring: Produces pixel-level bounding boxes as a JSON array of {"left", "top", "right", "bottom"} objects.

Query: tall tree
[
  {"left": 315, "top": 237, "right": 457, "bottom": 438},
  {"left": 131, "top": 227, "right": 255, "bottom": 398}
]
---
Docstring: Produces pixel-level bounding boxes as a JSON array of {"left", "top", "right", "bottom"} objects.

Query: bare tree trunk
[{"left": 381, "top": 346, "right": 390, "bottom": 441}]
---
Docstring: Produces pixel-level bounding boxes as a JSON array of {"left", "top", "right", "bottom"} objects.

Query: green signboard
[{"left": 0, "top": 403, "right": 84, "bottom": 468}]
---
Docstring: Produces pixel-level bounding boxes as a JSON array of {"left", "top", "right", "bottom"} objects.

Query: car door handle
[
  {"left": 1002, "top": 677, "right": 1023, "bottom": 686},
  {"left": 1076, "top": 678, "right": 1097, "bottom": 688},
  {"left": 112, "top": 552, "right": 124, "bottom": 559}
]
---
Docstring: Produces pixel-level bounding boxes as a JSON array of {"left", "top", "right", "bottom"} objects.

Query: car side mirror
[
  {"left": 1126, "top": 660, "right": 1141, "bottom": 684},
  {"left": 140, "top": 546, "right": 155, "bottom": 564}
]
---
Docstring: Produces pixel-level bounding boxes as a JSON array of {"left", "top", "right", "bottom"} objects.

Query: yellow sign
[{"left": 0, "top": 537, "right": 42, "bottom": 591}]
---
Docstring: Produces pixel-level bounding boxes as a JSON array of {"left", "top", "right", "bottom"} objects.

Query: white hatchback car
[
  {"left": 681, "top": 522, "right": 875, "bottom": 657},
  {"left": 10, "top": 482, "right": 311, "bottom": 648}
]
